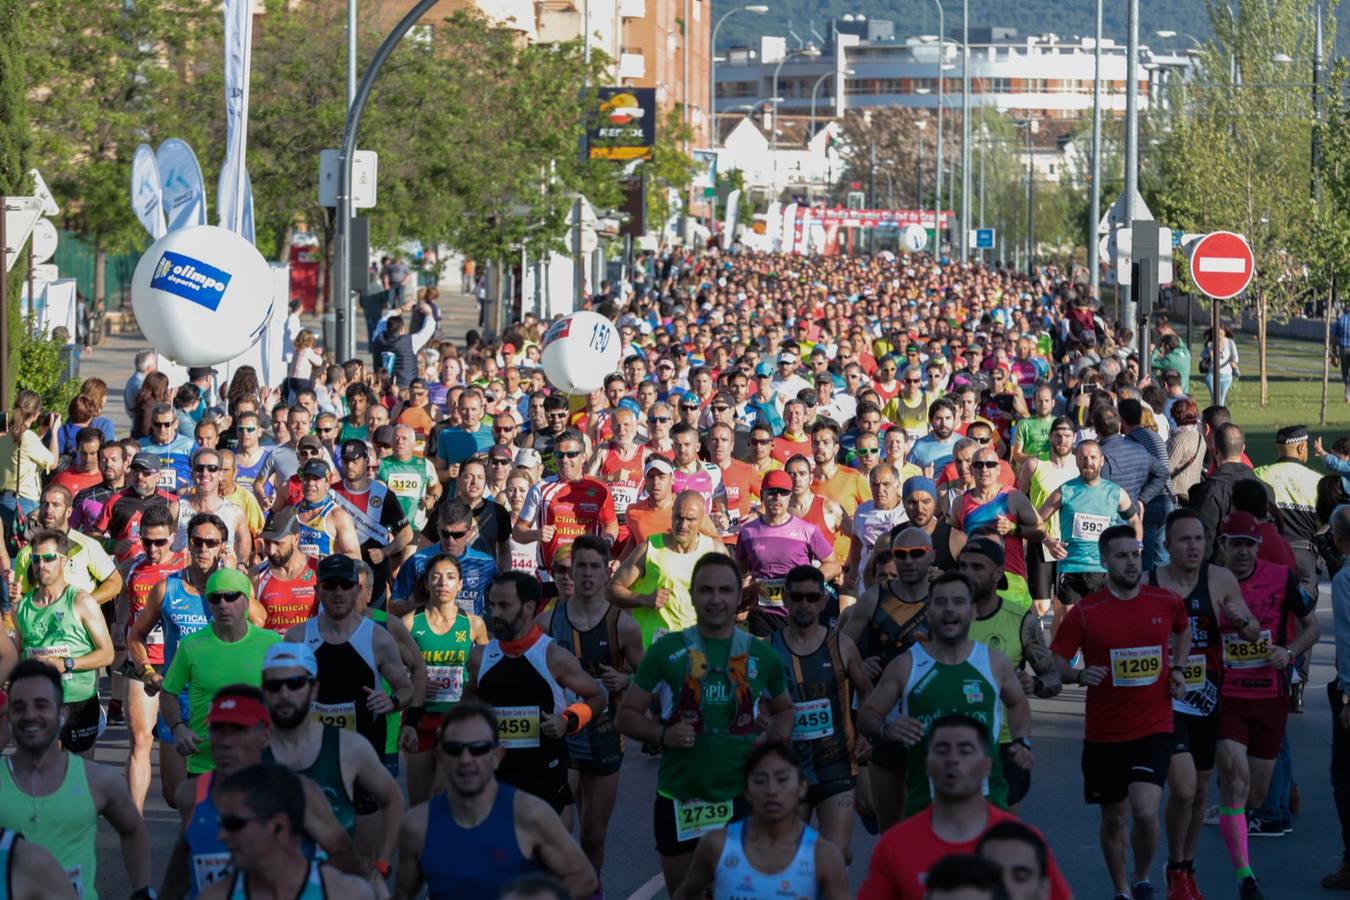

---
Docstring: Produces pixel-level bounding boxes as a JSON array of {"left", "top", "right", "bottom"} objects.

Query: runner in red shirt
[
  {"left": 707, "top": 422, "right": 760, "bottom": 543},
  {"left": 1050, "top": 523, "right": 1190, "bottom": 900},
  {"left": 858, "top": 714, "right": 1071, "bottom": 900},
  {"left": 585, "top": 405, "right": 648, "bottom": 526},
  {"left": 254, "top": 507, "right": 320, "bottom": 633},
  {"left": 512, "top": 430, "right": 618, "bottom": 570}
]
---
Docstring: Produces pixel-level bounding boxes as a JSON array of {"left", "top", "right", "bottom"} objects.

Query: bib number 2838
[{"left": 673, "top": 797, "right": 733, "bottom": 843}]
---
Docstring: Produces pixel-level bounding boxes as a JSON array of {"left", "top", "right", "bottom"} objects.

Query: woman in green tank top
[{"left": 401, "top": 555, "right": 487, "bottom": 805}]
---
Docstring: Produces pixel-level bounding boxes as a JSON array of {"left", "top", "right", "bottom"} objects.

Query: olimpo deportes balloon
[
  {"left": 541, "top": 311, "right": 622, "bottom": 395},
  {"left": 131, "top": 225, "right": 274, "bottom": 366}
]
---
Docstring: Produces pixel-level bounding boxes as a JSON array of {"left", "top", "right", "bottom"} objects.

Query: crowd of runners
[{"left": 0, "top": 248, "right": 1344, "bottom": 900}]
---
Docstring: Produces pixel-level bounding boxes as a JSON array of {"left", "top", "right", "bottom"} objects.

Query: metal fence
[{"left": 51, "top": 230, "right": 142, "bottom": 310}]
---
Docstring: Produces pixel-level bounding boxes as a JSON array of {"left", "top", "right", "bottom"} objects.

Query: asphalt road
[{"left": 84, "top": 595, "right": 1343, "bottom": 899}]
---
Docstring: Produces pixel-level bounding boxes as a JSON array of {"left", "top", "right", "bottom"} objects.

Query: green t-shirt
[
  {"left": 338, "top": 418, "right": 369, "bottom": 444},
  {"left": 379, "top": 456, "right": 436, "bottom": 526},
  {"left": 162, "top": 624, "right": 282, "bottom": 774},
  {"left": 633, "top": 629, "right": 787, "bottom": 802}
]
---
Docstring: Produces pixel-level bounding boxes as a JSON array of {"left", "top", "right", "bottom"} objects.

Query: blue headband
[{"left": 903, "top": 475, "right": 938, "bottom": 500}]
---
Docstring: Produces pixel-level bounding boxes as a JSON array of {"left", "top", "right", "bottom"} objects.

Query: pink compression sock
[{"left": 1219, "top": 807, "right": 1251, "bottom": 878}]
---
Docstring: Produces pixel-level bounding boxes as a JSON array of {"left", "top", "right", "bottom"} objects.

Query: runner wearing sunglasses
[
  {"left": 511, "top": 431, "right": 618, "bottom": 575},
  {"left": 162, "top": 686, "right": 363, "bottom": 899},
  {"left": 395, "top": 701, "right": 597, "bottom": 900},
  {"left": 391, "top": 498, "right": 498, "bottom": 618},
  {"left": 117, "top": 502, "right": 188, "bottom": 811},
  {"left": 196, "top": 762, "right": 373, "bottom": 900},
  {"left": 293, "top": 457, "right": 361, "bottom": 563},
  {"left": 170, "top": 448, "right": 250, "bottom": 567},
  {"left": 951, "top": 445, "right": 1045, "bottom": 612},
  {"left": 158, "top": 566, "right": 281, "bottom": 779}
]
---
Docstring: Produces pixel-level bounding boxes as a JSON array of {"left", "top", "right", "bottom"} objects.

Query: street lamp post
[
  {"left": 959, "top": 0, "right": 971, "bottom": 259},
  {"left": 1089, "top": 0, "right": 1103, "bottom": 299},
  {"left": 809, "top": 68, "right": 854, "bottom": 138},
  {"left": 771, "top": 46, "right": 820, "bottom": 195},
  {"left": 930, "top": 0, "right": 945, "bottom": 254},
  {"left": 711, "top": 5, "right": 769, "bottom": 147}
]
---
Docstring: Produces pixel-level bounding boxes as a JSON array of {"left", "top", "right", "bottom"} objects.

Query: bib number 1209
[{"left": 673, "top": 797, "right": 733, "bottom": 843}]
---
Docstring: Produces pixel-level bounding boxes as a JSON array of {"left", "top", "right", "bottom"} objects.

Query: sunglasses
[
  {"left": 440, "top": 740, "right": 497, "bottom": 758},
  {"left": 218, "top": 815, "right": 261, "bottom": 833},
  {"left": 153, "top": 421, "right": 176, "bottom": 428},
  {"left": 490, "top": 458, "right": 511, "bottom": 465},
  {"left": 971, "top": 460, "right": 999, "bottom": 469},
  {"left": 318, "top": 426, "right": 336, "bottom": 434},
  {"left": 493, "top": 425, "right": 517, "bottom": 432},
  {"left": 194, "top": 464, "right": 220, "bottom": 474},
  {"left": 190, "top": 536, "right": 223, "bottom": 549},
  {"left": 31, "top": 552, "right": 62, "bottom": 563},
  {"left": 763, "top": 488, "right": 790, "bottom": 498},
  {"left": 262, "top": 675, "right": 313, "bottom": 693},
  {"left": 972, "top": 436, "right": 992, "bottom": 445},
  {"left": 320, "top": 577, "right": 358, "bottom": 591},
  {"left": 207, "top": 591, "right": 244, "bottom": 604},
  {"left": 680, "top": 405, "right": 698, "bottom": 411},
  {"left": 239, "top": 426, "right": 258, "bottom": 433},
  {"left": 649, "top": 416, "right": 671, "bottom": 424},
  {"left": 751, "top": 438, "right": 773, "bottom": 446},
  {"left": 856, "top": 447, "right": 881, "bottom": 456},
  {"left": 893, "top": 547, "right": 930, "bottom": 560},
  {"left": 785, "top": 590, "right": 824, "bottom": 603},
  {"left": 441, "top": 528, "right": 470, "bottom": 540},
  {"left": 555, "top": 450, "right": 584, "bottom": 460},
  {"left": 142, "top": 536, "right": 171, "bottom": 548}
]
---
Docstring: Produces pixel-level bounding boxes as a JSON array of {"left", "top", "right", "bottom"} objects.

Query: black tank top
[
  {"left": 547, "top": 603, "right": 624, "bottom": 745},
  {"left": 770, "top": 629, "right": 856, "bottom": 777},
  {"left": 933, "top": 520, "right": 958, "bottom": 571},
  {"left": 304, "top": 617, "right": 383, "bottom": 754},
  {"left": 862, "top": 586, "right": 929, "bottom": 671},
  {"left": 1149, "top": 562, "right": 1218, "bottom": 653},
  {"left": 476, "top": 639, "right": 568, "bottom": 801}
]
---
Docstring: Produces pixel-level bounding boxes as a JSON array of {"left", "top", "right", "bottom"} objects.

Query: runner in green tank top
[
  {"left": 611, "top": 496, "right": 727, "bottom": 647},
  {"left": 858, "top": 570, "right": 1034, "bottom": 819},
  {"left": 399, "top": 554, "right": 487, "bottom": 805},
  {"left": 1011, "top": 386, "right": 1059, "bottom": 464},
  {"left": 0, "top": 661, "right": 152, "bottom": 900}
]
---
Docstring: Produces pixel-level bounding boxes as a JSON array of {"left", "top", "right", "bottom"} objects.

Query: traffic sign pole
[{"left": 1188, "top": 230, "right": 1254, "bottom": 406}]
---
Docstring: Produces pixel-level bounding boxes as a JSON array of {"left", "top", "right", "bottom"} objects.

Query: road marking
[
  {"left": 627, "top": 872, "right": 666, "bottom": 900},
  {"left": 1197, "top": 257, "right": 1247, "bottom": 274}
]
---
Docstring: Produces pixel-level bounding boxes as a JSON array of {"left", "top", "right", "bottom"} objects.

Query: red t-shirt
[
  {"left": 534, "top": 477, "right": 616, "bottom": 569},
  {"left": 1050, "top": 585, "right": 1188, "bottom": 743},
  {"left": 50, "top": 468, "right": 103, "bottom": 498},
  {"left": 717, "top": 458, "right": 762, "bottom": 538},
  {"left": 858, "top": 803, "right": 1072, "bottom": 900},
  {"left": 771, "top": 434, "right": 810, "bottom": 465},
  {"left": 1256, "top": 521, "right": 1297, "bottom": 569}
]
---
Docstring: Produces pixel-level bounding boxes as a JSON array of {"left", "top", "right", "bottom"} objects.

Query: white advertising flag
[
  {"left": 242, "top": 169, "right": 256, "bottom": 244},
  {"left": 156, "top": 138, "right": 208, "bottom": 231},
  {"left": 131, "top": 144, "right": 167, "bottom": 240},
  {"left": 780, "top": 203, "right": 798, "bottom": 255},
  {"left": 720, "top": 189, "right": 740, "bottom": 251},
  {"left": 217, "top": 0, "right": 254, "bottom": 237},
  {"left": 765, "top": 201, "right": 782, "bottom": 251}
]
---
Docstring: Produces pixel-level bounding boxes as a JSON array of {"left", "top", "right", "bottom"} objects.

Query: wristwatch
[
  {"left": 63, "top": 657, "right": 75, "bottom": 674},
  {"left": 1012, "top": 736, "right": 1032, "bottom": 750}
]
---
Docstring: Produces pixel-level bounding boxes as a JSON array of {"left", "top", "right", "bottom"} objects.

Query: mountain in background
[{"left": 713, "top": 0, "right": 1343, "bottom": 58}]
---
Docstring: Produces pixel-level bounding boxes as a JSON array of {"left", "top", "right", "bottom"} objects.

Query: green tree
[
  {"left": 0, "top": 0, "right": 30, "bottom": 405},
  {"left": 642, "top": 109, "right": 697, "bottom": 240},
  {"left": 1152, "top": 0, "right": 1329, "bottom": 405},
  {"left": 26, "top": 1, "right": 221, "bottom": 304}
]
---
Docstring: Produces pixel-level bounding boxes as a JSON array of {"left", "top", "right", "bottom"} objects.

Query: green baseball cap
[{"left": 205, "top": 567, "right": 253, "bottom": 599}]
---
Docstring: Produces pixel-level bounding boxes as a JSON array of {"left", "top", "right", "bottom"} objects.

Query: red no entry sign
[{"left": 1189, "top": 230, "right": 1254, "bottom": 300}]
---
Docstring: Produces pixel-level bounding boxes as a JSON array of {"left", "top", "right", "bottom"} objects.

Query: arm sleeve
[
  {"left": 24, "top": 431, "right": 55, "bottom": 472},
  {"left": 518, "top": 484, "right": 542, "bottom": 526},
  {"left": 1322, "top": 453, "right": 1350, "bottom": 476}
]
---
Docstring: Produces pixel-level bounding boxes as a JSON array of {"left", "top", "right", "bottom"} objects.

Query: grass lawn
[{"left": 1177, "top": 331, "right": 1348, "bottom": 468}]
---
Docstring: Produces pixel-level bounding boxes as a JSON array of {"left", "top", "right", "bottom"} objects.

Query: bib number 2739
[{"left": 673, "top": 797, "right": 733, "bottom": 843}]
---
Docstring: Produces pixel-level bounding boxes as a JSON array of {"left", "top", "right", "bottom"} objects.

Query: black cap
[
  {"left": 259, "top": 507, "right": 298, "bottom": 540},
  {"left": 317, "top": 554, "right": 359, "bottom": 585},
  {"left": 1276, "top": 425, "right": 1309, "bottom": 445},
  {"left": 187, "top": 366, "right": 218, "bottom": 380},
  {"left": 300, "top": 458, "right": 330, "bottom": 479},
  {"left": 129, "top": 451, "right": 162, "bottom": 472},
  {"left": 339, "top": 438, "right": 369, "bottom": 460}
]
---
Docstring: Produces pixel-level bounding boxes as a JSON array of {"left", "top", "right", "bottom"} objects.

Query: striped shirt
[{"left": 1334, "top": 312, "right": 1350, "bottom": 350}]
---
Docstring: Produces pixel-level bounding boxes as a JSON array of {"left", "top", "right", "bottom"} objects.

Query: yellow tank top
[{"left": 632, "top": 533, "right": 719, "bottom": 647}]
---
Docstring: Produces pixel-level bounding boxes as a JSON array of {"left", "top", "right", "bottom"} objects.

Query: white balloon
[
  {"left": 901, "top": 224, "right": 929, "bottom": 253},
  {"left": 541, "top": 311, "right": 622, "bottom": 395},
  {"left": 131, "top": 225, "right": 273, "bottom": 366}
]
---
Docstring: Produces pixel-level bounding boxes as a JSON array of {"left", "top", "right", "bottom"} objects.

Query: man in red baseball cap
[{"left": 160, "top": 686, "right": 366, "bottom": 898}]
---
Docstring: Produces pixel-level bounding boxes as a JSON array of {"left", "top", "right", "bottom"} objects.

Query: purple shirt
[{"left": 735, "top": 515, "right": 835, "bottom": 580}]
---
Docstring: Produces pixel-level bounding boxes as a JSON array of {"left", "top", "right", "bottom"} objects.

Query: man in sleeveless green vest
[
  {"left": 11, "top": 528, "right": 114, "bottom": 759},
  {"left": 259, "top": 642, "right": 404, "bottom": 874},
  {"left": 858, "top": 570, "right": 1034, "bottom": 819},
  {"left": 610, "top": 490, "right": 726, "bottom": 647},
  {"left": 0, "top": 659, "right": 151, "bottom": 900},
  {"left": 617, "top": 554, "right": 793, "bottom": 895}
]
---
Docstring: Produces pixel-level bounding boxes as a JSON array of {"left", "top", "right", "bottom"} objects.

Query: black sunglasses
[
  {"left": 555, "top": 450, "right": 584, "bottom": 460},
  {"left": 190, "top": 536, "right": 223, "bottom": 549},
  {"left": 207, "top": 591, "right": 244, "bottom": 604},
  {"left": 262, "top": 675, "right": 313, "bottom": 693},
  {"left": 218, "top": 814, "right": 261, "bottom": 832},
  {"left": 142, "top": 536, "right": 171, "bottom": 547},
  {"left": 194, "top": 464, "right": 220, "bottom": 474},
  {"left": 440, "top": 740, "right": 497, "bottom": 757},
  {"left": 441, "top": 528, "right": 470, "bottom": 540},
  {"left": 971, "top": 460, "right": 999, "bottom": 469}
]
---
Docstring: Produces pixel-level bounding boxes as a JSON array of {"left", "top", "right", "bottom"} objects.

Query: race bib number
[
  {"left": 310, "top": 699, "right": 357, "bottom": 731},
  {"left": 1109, "top": 645, "right": 1162, "bottom": 687},
  {"left": 759, "top": 579, "right": 786, "bottom": 608},
  {"left": 26, "top": 643, "right": 72, "bottom": 680},
  {"left": 191, "top": 852, "right": 232, "bottom": 890},
  {"left": 1071, "top": 512, "right": 1111, "bottom": 542},
  {"left": 610, "top": 484, "right": 638, "bottom": 515},
  {"left": 791, "top": 698, "right": 834, "bottom": 741},
  {"left": 1181, "top": 654, "right": 1207, "bottom": 689},
  {"left": 65, "top": 865, "right": 84, "bottom": 899},
  {"left": 673, "top": 797, "right": 734, "bottom": 843},
  {"left": 426, "top": 665, "right": 465, "bottom": 705},
  {"left": 495, "top": 704, "right": 541, "bottom": 748},
  {"left": 158, "top": 468, "right": 178, "bottom": 490},
  {"left": 386, "top": 473, "right": 422, "bottom": 495},
  {"left": 1223, "top": 629, "right": 1273, "bottom": 669}
]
